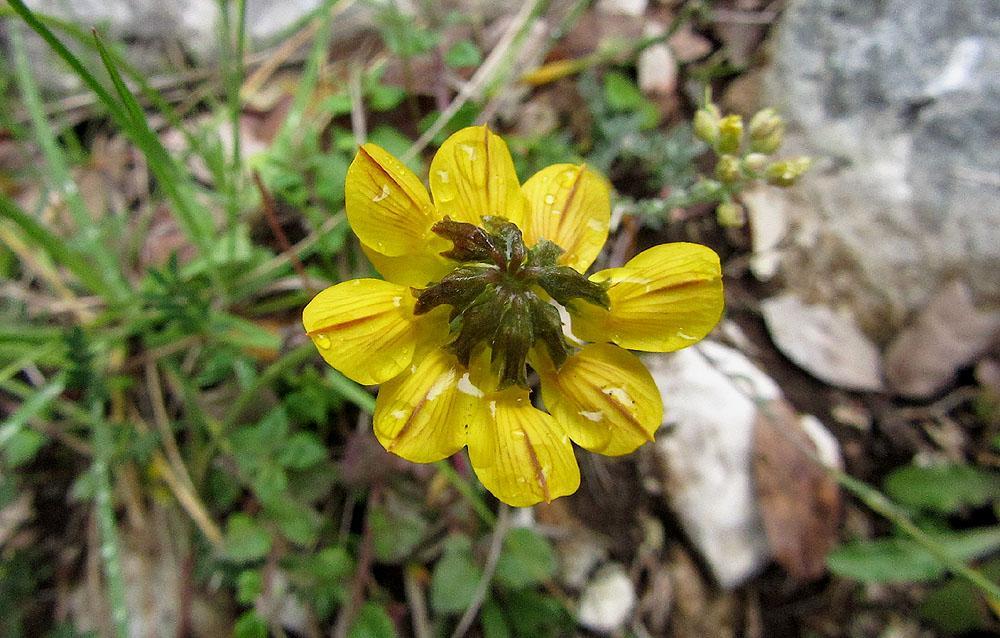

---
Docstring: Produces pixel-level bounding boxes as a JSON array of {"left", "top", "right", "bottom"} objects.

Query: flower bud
[
  {"left": 716, "top": 114, "right": 743, "bottom": 154},
  {"left": 749, "top": 108, "right": 785, "bottom": 154},
  {"left": 689, "top": 178, "right": 723, "bottom": 202},
  {"left": 765, "top": 156, "right": 812, "bottom": 187},
  {"left": 715, "top": 154, "right": 743, "bottom": 184},
  {"left": 742, "top": 152, "right": 768, "bottom": 174},
  {"left": 716, "top": 200, "right": 745, "bottom": 228},
  {"left": 693, "top": 103, "right": 721, "bottom": 145}
]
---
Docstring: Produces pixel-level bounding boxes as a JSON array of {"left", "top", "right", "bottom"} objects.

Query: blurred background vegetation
[{"left": 0, "top": 1, "right": 997, "bottom": 636}]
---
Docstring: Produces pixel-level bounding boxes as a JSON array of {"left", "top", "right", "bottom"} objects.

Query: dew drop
[
  {"left": 436, "top": 170, "right": 450, "bottom": 183},
  {"left": 436, "top": 180, "right": 457, "bottom": 203},
  {"left": 558, "top": 169, "right": 578, "bottom": 186},
  {"left": 460, "top": 144, "right": 477, "bottom": 160},
  {"left": 543, "top": 194, "right": 556, "bottom": 205},
  {"left": 551, "top": 209, "right": 562, "bottom": 217},
  {"left": 392, "top": 296, "right": 402, "bottom": 307},
  {"left": 372, "top": 183, "right": 391, "bottom": 202},
  {"left": 313, "top": 333, "right": 332, "bottom": 349}
]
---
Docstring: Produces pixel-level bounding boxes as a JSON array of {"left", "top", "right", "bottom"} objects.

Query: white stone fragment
[{"left": 576, "top": 563, "right": 636, "bottom": 634}]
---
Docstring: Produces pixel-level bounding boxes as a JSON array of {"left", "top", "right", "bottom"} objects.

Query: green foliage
[
  {"left": 224, "top": 513, "right": 273, "bottom": 564},
  {"left": 495, "top": 528, "right": 557, "bottom": 590},
  {"left": 431, "top": 535, "right": 483, "bottom": 614},
  {"left": 884, "top": 463, "right": 1000, "bottom": 515},
  {"left": 349, "top": 602, "right": 398, "bottom": 638},
  {"left": 445, "top": 40, "right": 483, "bottom": 68}
]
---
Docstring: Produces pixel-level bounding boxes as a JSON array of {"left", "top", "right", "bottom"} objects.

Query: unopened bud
[
  {"left": 693, "top": 103, "right": 721, "bottom": 144},
  {"left": 743, "top": 152, "right": 768, "bottom": 173},
  {"left": 765, "top": 156, "right": 812, "bottom": 187},
  {"left": 716, "top": 114, "right": 743, "bottom": 154},
  {"left": 689, "top": 178, "right": 723, "bottom": 202},
  {"left": 715, "top": 154, "right": 743, "bottom": 183},
  {"left": 749, "top": 108, "right": 785, "bottom": 154},
  {"left": 716, "top": 200, "right": 745, "bottom": 228}
]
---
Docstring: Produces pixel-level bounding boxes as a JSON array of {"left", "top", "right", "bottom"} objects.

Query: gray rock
[{"left": 763, "top": 0, "right": 1000, "bottom": 332}]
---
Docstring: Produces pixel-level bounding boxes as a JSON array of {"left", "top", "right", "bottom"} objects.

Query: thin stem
[
  {"left": 434, "top": 460, "right": 496, "bottom": 526},
  {"left": 450, "top": 504, "right": 511, "bottom": 638}
]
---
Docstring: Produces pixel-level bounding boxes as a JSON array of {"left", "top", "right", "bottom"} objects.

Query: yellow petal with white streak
[
  {"left": 467, "top": 388, "right": 580, "bottom": 507},
  {"left": 570, "top": 243, "right": 723, "bottom": 352},
  {"left": 521, "top": 163, "right": 611, "bottom": 273},
  {"left": 302, "top": 279, "right": 418, "bottom": 385},
  {"left": 428, "top": 126, "right": 529, "bottom": 228},
  {"left": 538, "top": 344, "right": 662, "bottom": 456},
  {"left": 374, "top": 349, "right": 481, "bottom": 463},
  {"left": 345, "top": 143, "right": 439, "bottom": 257}
]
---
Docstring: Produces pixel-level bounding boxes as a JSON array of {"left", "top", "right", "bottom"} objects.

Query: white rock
[
  {"left": 638, "top": 24, "right": 677, "bottom": 96},
  {"left": 596, "top": 0, "right": 648, "bottom": 17},
  {"left": 576, "top": 563, "right": 636, "bottom": 634},
  {"left": 741, "top": 185, "right": 791, "bottom": 281},
  {"left": 646, "top": 341, "right": 776, "bottom": 589},
  {"left": 762, "top": 294, "right": 885, "bottom": 392},
  {"left": 799, "top": 414, "right": 843, "bottom": 470}
]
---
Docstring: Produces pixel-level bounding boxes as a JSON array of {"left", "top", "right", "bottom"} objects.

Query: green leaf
[
  {"left": 224, "top": 513, "right": 272, "bottom": 564},
  {"left": 827, "top": 526, "right": 1000, "bottom": 583},
  {"left": 314, "top": 152, "right": 350, "bottom": 207},
  {"left": 885, "top": 464, "right": 1000, "bottom": 514},
  {"left": 234, "top": 611, "right": 268, "bottom": 638},
  {"left": 263, "top": 496, "right": 322, "bottom": 546},
  {"left": 919, "top": 558, "right": 1000, "bottom": 634},
  {"left": 445, "top": 40, "right": 482, "bottom": 68},
  {"left": 368, "top": 83, "right": 407, "bottom": 112},
  {"left": 277, "top": 432, "right": 327, "bottom": 470},
  {"left": 348, "top": 601, "right": 398, "bottom": 638},
  {"left": 495, "top": 528, "right": 557, "bottom": 590},
  {"left": 3, "top": 429, "right": 46, "bottom": 468},
  {"left": 481, "top": 599, "right": 511, "bottom": 638},
  {"left": 502, "top": 589, "right": 571, "bottom": 637},
  {"left": 430, "top": 535, "right": 482, "bottom": 614},
  {"left": 236, "top": 570, "right": 263, "bottom": 605},
  {"left": 369, "top": 498, "right": 428, "bottom": 564},
  {"left": 603, "top": 71, "right": 644, "bottom": 112}
]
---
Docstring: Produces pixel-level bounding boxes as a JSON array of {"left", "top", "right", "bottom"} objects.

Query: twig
[
  {"left": 401, "top": 0, "right": 544, "bottom": 163},
  {"left": 404, "top": 564, "right": 432, "bottom": 638},
  {"left": 450, "top": 504, "right": 511, "bottom": 638},
  {"left": 348, "top": 59, "right": 367, "bottom": 146},
  {"left": 332, "top": 484, "right": 382, "bottom": 638},
  {"left": 253, "top": 170, "right": 315, "bottom": 293}
]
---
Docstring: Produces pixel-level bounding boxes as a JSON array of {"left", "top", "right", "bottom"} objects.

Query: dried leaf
[{"left": 753, "top": 400, "right": 841, "bottom": 582}]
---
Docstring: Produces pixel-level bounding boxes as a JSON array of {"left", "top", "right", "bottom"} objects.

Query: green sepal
[
  {"left": 532, "top": 265, "right": 609, "bottom": 309},
  {"left": 414, "top": 264, "right": 495, "bottom": 318}
]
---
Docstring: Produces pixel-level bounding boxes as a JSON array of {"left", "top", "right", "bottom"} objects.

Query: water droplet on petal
[
  {"left": 313, "top": 333, "right": 332, "bottom": 349},
  {"left": 460, "top": 144, "right": 476, "bottom": 160},
  {"left": 436, "top": 170, "right": 450, "bottom": 183},
  {"left": 558, "top": 169, "right": 578, "bottom": 186},
  {"left": 543, "top": 194, "right": 556, "bottom": 205},
  {"left": 551, "top": 209, "right": 562, "bottom": 217},
  {"left": 436, "top": 180, "right": 457, "bottom": 203},
  {"left": 372, "top": 183, "right": 390, "bottom": 202}
]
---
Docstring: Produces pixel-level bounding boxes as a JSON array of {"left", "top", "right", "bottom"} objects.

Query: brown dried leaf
[{"left": 753, "top": 400, "right": 841, "bottom": 582}]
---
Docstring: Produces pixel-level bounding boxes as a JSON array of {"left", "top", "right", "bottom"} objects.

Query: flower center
[{"left": 413, "top": 216, "right": 609, "bottom": 388}]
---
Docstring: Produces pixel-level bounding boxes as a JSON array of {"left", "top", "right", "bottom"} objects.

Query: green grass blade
[
  {"left": 0, "top": 194, "right": 115, "bottom": 297},
  {"left": 90, "top": 30, "right": 215, "bottom": 251},
  {"left": 9, "top": 27, "right": 130, "bottom": 301}
]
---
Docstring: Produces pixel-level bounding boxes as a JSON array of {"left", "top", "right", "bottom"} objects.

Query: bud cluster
[
  {"left": 691, "top": 95, "right": 810, "bottom": 228},
  {"left": 414, "top": 217, "right": 609, "bottom": 388}
]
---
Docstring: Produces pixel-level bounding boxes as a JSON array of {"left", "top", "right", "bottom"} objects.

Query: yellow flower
[{"left": 303, "top": 126, "right": 723, "bottom": 507}]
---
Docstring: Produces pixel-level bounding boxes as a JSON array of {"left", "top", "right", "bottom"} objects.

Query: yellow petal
[
  {"left": 467, "top": 388, "right": 580, "bottom": 507},
  {"left": 345, "top": 143, "right": 439, "bottom": 257},
  {"left": 428, "top": 126, "right": 529, "bottom": 228},
  {"left": 521, "top": 163, "right": 611, "bottom": 272},
  {"left": 570, "top": 243, "right": 724, "bottom": 352},
  {"left": 538, "top": 344, "right": 662, "bottom": 456},
  {"left": 360, "top": 242, "right": 455, "bottom": 288},
  {"left": 302, "top": 279, "right": 419, "bottom": 384},
  {"left": 373, "top": 349, "right": 482, "bottom": 463}
]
